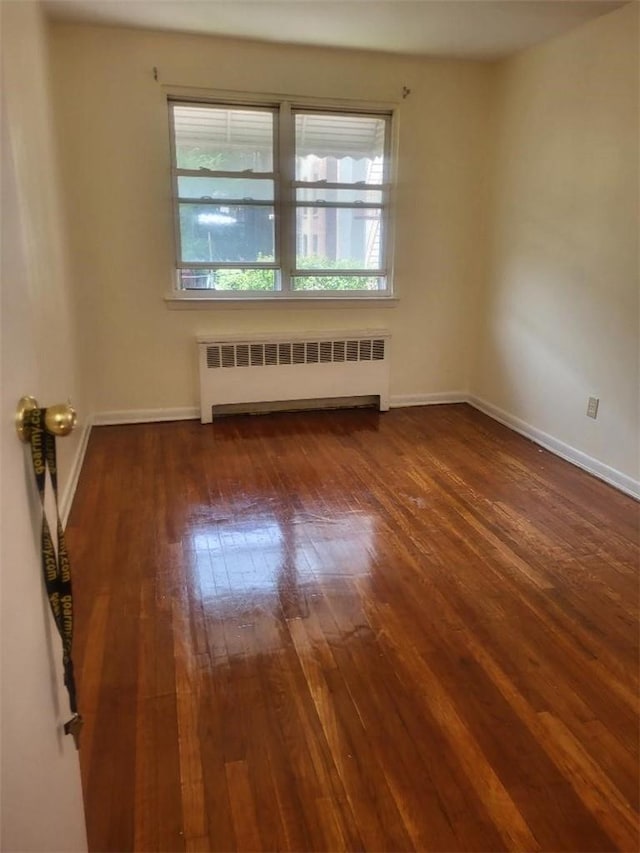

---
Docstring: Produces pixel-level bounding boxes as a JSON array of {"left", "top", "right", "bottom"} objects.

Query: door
[{"left": 0, "top": 4, "right": 87, "bottom": 849}]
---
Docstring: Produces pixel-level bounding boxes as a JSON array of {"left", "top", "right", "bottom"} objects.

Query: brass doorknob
[
  {"left": 16, "top": 396, "right": 77, "bottom": 442},
  {"left": 45, "top": 403, "right": 77, "bottom": 437}
]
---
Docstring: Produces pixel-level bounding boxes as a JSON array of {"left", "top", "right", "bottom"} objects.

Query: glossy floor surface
[{"left": 66, "top": 404, "right": 639, "bottom": 852}]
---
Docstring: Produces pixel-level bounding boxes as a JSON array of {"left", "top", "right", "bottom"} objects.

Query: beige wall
[
  {"left": 49, "top": 23, "right": 493, "bottom": 413},
  {"left": 472, "top": 2, "right": 639, "bottom": 482},
  {"left": 1, "top": 2, "right": 86, "bottom": 849}
]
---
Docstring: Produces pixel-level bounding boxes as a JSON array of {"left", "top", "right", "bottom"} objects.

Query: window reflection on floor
[{"left": 185, "top": 509, "right": 375, "bottom": 599}]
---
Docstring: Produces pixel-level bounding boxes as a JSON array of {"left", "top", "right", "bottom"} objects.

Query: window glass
[
  {"left": 295, "top": 113, "right": 386, "bottom": 185},
  {"left": 173, "top": 105, "right": 274, "bottom": 172},
  {"left": 178, "top": 177, "right": 274, "bottom": 201},
  {"left": 295, "top": 207, "right": 383, "bottom": 270},
  {"left": 178, "top": 203, "right": 275, "bottom": 264},
  {"left": 296, "top": 187, "right": 382, "bottom": 204},
  {"left": 292, "top": 275, "right": 384, "bottom": 292},
  {"left": 179, "top": 269, "right": 277, "bottom": 291}
]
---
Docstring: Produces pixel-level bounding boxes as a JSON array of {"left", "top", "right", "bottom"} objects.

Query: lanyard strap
[{"left": 26, "top": 407, "right": 82, "bottom": 744}]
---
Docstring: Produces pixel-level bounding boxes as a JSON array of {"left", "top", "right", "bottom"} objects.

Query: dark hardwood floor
[{"left": 66, "top": 403, "right": 639, "bottom": 852}]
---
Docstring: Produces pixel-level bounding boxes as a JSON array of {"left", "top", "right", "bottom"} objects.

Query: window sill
[{"left": 164, "top": 294, "right": 399, "bottom": 310}]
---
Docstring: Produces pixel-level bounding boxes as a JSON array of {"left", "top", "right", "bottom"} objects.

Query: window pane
[
  {"left": 178, "top": 177, "right": 274, "bottom": 201},
  {"left": 179, "top": 204, "right": 275, "bottom": 263},
  {"left": 179, "top": 268, "right": 276, "bottom": 292},
  {"left": 173, "top": 104, "right": 274, "bottom": 171},
  {"left": 295, "top": 207, "right": 382, "bottom": 269},
  {"left": 295, "top": 112, "right": 386, "bottom": 184},
  {"left": 296, "top": 187, "right": 382, "bottom": 204},
  {"left": 292, "top": 275, "right": 384, "bottom": 292}
]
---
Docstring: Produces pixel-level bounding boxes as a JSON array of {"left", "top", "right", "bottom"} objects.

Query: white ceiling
[{"left": 44, "top": 0, "right": 627, "bottom": 59}]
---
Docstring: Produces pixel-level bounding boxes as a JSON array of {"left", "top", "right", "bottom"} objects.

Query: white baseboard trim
[
  {"left": 468, "top": 395, "right": 640, "bottom": 501},
  {"left": 390, "top": 392, "right": 467, "bottom": 408},
  {"left": 95, "top": 399, "right": 468, "bottom": 421},
  {"left": 93, "top": 407, "right": 200, "bottom": 426},
  {"left": 60, "top": 415, "right": 93, "bottom": 527}
]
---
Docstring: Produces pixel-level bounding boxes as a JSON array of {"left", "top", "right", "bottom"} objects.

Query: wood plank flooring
[{"left": 65, "top": 403, "right": 640, "bottom": 852}]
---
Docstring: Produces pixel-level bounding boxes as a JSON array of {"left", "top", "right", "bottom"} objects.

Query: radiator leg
[
  {"left": 200, "top": 406, "right": 213, "bottom": 424},
  {"left": 379, "top": 394, "right": 390, "bottom": 412}
]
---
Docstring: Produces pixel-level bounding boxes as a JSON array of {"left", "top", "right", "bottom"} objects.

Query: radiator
[{"left": 197, "top": 329, "right": 391, "bottom": 423}]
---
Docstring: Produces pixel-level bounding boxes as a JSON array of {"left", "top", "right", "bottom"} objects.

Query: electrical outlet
[{"left": 586, "top": 396, "right": 599, "bottom": 419}]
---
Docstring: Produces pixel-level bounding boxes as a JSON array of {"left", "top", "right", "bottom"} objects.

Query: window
[{"left": 169, "top": 99, "right": 393, "bottom": 298}]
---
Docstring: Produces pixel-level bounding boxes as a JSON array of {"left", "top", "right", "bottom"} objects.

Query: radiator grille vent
[{"left": 206, "top": 337, "right": 386, "bottom": 369}]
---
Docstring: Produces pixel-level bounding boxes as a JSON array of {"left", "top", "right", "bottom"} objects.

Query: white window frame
[{"left": 167, "top": 95, "right": 397, "bottom": 303}]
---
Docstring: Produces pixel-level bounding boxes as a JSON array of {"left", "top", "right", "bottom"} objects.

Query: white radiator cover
[{"left": 197, "top": 329, "right": 391, "bottom": 423}]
